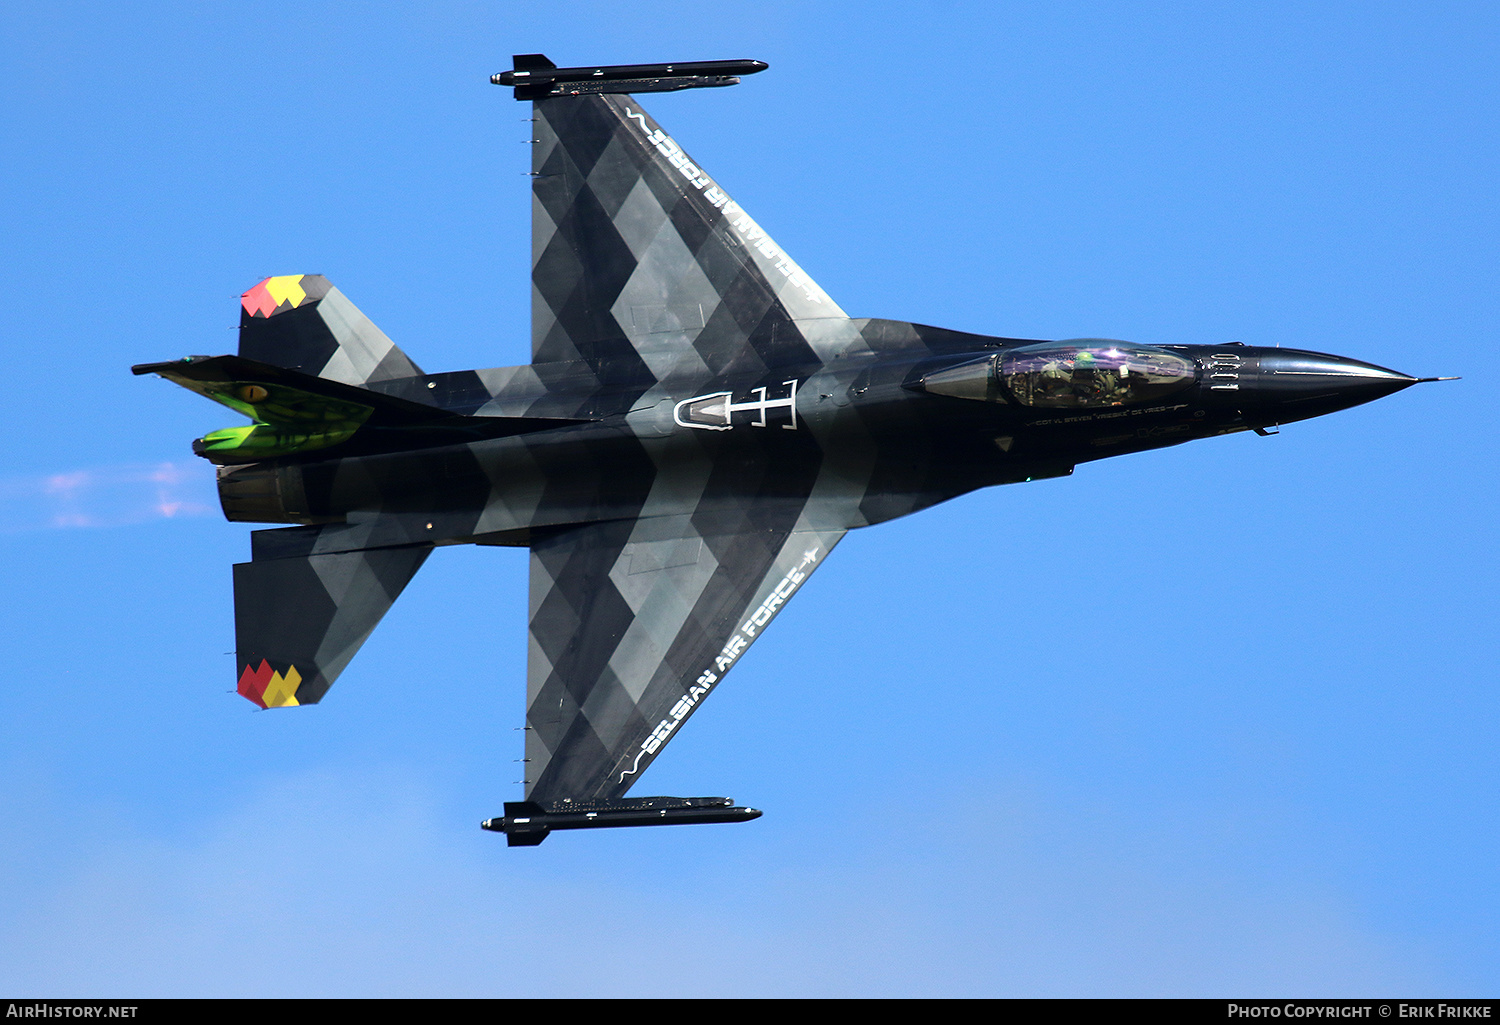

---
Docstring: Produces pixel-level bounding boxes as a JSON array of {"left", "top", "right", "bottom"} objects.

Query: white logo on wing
[
  {"left": 616, "top": 544, "right": 823, "bottom": 783},
  {"left": 624, "top": 107, "right": 825, "bottom": 305}
]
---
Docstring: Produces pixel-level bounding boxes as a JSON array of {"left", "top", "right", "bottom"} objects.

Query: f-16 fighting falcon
[{"left": 134, "top": 55, "right": 1444, "bottom": 845}]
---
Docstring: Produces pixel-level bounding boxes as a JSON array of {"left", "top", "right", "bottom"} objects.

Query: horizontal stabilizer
[
  {"left": 237, "top": 274, "right": 422, "bottom": 388},
  {"left": 234, "top": 536, "right": 432, "bottom": 707},
  {"left": 481, "top": 796, "right": 760, "bottom": 847}
]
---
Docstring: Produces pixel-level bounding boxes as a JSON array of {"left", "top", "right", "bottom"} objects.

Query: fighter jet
[{"left": 134, "top": 55, "right": 1440, "bottom": 845}]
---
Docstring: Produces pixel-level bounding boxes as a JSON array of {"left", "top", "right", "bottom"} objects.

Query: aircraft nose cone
[{"left": 1253, "top": 350, "right": 1416, "bottom": 421}]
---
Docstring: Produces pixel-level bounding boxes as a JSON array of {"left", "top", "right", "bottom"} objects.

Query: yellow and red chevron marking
[
  {"left": 241, "top": 275, "right": 309, "bottom": 318},
  {"left": 237, "top": 659, "right": 303, "bottom": 708}
]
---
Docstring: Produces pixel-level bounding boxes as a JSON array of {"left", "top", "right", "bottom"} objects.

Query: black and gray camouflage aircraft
[{"left": 135, "top": 55, "right": 1439, "bottom": 845}]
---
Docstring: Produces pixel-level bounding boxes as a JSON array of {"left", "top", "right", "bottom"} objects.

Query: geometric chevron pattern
[
  {"left": 154, "top": 78, "right": 1068, "bottom": 801},
  {"left": 529, "top": 93, "right": 847, "bottom": 384},
  {"left": 508, "top": 93, "right": 1064, "bottom": 800},
  {"left": 238, "top": 274, "right": 424, "bottom": 388},
  {"left": 521, "top": 94, "right": 864, "bottom": 800},
  {"left": 232, "top": 543, "right": 431, "bottom": 707},
  {"left": 135, "top": 61, "right": 1423, "bottom": 831}
]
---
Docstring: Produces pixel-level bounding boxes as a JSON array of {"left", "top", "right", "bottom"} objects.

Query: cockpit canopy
[{"left": 920, "top": 340, "right": 1198, "bottom": 409}]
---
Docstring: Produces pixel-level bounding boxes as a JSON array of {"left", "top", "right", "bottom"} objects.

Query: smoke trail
[{"left": 0, "top": 462, "right": 216, "bottom": 533}]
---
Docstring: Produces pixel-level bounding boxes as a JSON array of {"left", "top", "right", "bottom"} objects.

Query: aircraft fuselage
[{"left": 220, "top": 335, "right": 1416, "bottom": 543}]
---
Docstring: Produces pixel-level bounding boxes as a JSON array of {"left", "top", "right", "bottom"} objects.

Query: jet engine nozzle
[{"left": 216, "top": 462, "right": 334, "bottom": 525}]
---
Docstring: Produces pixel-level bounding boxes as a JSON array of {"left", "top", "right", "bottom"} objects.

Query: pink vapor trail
[{"left": 2, "top": 462, "right": 216, "bottom": 532}]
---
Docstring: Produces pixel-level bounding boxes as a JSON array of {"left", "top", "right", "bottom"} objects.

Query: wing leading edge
[{"left": 529, "top": 84, "right": 846, "bottom": 385}]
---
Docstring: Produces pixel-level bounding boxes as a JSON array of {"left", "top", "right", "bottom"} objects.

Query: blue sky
[{"left": 1, "top": 2, "right": 1495, "bottom": 996}]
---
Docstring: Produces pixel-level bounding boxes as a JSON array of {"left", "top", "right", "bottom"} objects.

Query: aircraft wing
[
  {"left": 520, "top": 62, "right": 862, "bottom": 804},
  {"left": 529, "top": 85, "right": 849, "bottom": 385},
  {"left": 525, "top": 509, "right": 846, "bottom": 802}
]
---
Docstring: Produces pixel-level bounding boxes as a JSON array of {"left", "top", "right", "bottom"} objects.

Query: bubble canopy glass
[{"left": 920, "top": 341, "right": 1198, "bottom": 408}]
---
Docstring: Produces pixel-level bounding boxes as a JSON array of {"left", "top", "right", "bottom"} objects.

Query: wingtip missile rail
[
  {"left": 493, "top": 54, "right": 768, "bottom": 99},
  {"left": 482, "top": 796, "right": 762, "bottom": 847}
]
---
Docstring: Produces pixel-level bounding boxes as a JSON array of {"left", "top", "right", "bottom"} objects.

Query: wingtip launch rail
[
  {"left": 483, "top": 796, "right": 762, "bottom": 847},
  {"left": 493, "top": 53, "right": 767, "bottom": 99}
]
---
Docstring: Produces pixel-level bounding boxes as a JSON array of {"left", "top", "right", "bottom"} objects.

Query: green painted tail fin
[{"left": 131, "top": 354, "right": 594, "bottom": 464}]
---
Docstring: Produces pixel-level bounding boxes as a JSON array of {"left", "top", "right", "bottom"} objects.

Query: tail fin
[
  {"left": 239, "top": 274, "right": 423, "bottom": 387},
  {"left": 530, "top": 91, "right": 847, "bottom": 382},
  {"left": 234, "top": 525, "right": 430, "bottom": 707},
  {"left": 131, "top": 353, "right": 594, "bottom": 465}
]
